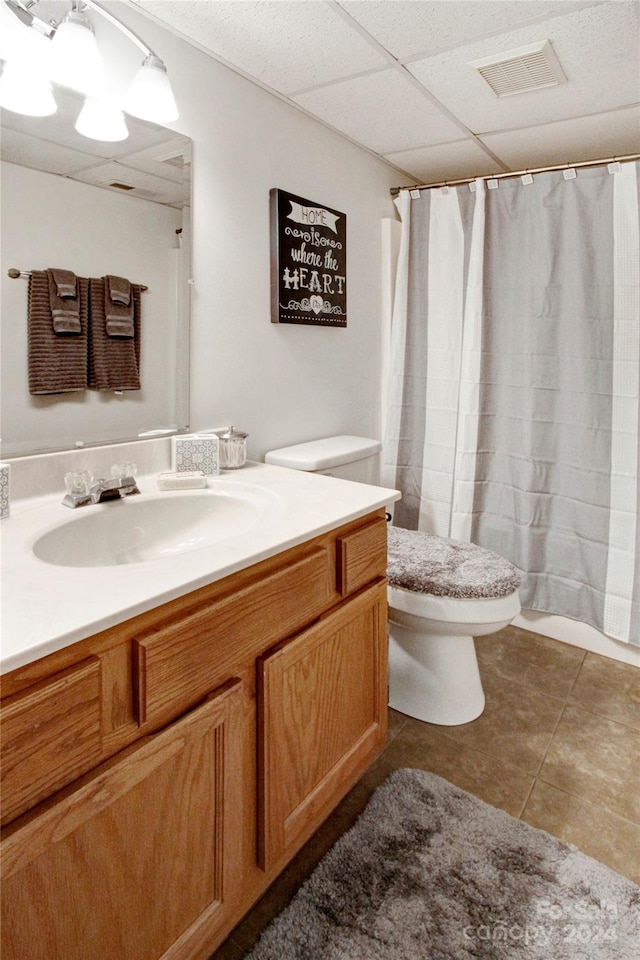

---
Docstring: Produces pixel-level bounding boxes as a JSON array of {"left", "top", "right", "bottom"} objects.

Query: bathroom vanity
[{"left": 0, "top": 462, "right": 397, "bottom": 959}]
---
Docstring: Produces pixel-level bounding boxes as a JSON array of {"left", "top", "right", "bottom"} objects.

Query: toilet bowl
[
  {"left": 264, "top": 436, "right": 521, "bottom": 727},
  {"left": 387, "top": 585, "right": 521, "bottom": 726}
]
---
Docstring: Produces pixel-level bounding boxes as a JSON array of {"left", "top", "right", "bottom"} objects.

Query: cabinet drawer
[
  {"left": 336, "top": 517, "right": 387, "bottom": 596},
  {"left": 0, "top": 657, "right": 102, "bottom": 826},
  {"left": 135, "top": 548, "right": 333, "bottom": 726}
]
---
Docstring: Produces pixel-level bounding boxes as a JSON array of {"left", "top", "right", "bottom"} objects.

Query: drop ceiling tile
[
  {"left": 0, "top": 126, "right": 101, "bottom": 176},
  {"left": 293, "top": 69, "right": 465, "bottom": 154},
  {"left": 480, "top": 106, "right": 640, "bottom": 168},
  {"left": 2, "top": 105, "right": 113, "bottom": 163},
  {"left": 408, "top": 2, "right": 640, "bottom": 133},
  {"left": 133, "top": 0, "right": 388, "bottom": 95},
  {"left": 384, "top": 138, "right": 505, "bottom": 182},
  {"left": 117, "top": 137, "right": 192, "bottom": 184},
  {"left": 71, "top": 161, "right": 186, "bottom": 206},
  {"left": 339, "top": 0, "right": 592, "bottom": 61}
]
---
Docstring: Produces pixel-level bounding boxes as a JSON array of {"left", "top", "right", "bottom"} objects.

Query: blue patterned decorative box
[
  {"left": 171, "top": 435, "right": 220, "bottom": 475},
  {"left": 0, "top": 463, "right": 9, "bottom": 519}
]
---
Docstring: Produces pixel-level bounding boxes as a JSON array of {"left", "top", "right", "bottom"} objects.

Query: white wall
[
  {"left": 115, "top": 4, "right": 410, "bottom": 463},
  {"left": 1, "top": 163, "right": 183, "bottom": 454}
]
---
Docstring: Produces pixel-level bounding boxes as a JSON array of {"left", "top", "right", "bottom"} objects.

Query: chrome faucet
[
  {"left": 62, "top": 469, "right": 140, "bottom": 508},
  {"left": 89, "top": 476, "right": 141, "bottom": 503}
]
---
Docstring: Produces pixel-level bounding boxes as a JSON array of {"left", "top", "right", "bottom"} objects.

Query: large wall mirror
[{"left": 1, "top": 74, "right": 191, "bottom": 458}]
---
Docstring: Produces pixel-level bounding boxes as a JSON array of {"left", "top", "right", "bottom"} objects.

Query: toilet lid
[{"left": 387, "top": 526, "right": 521, "bottom": 599}]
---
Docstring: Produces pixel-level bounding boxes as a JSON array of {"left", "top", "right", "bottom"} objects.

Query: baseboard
[{"left": 516, "top": 610, "right": 640, "bottom": 667}]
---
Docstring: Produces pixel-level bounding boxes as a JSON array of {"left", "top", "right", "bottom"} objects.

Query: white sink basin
[{"left": 33, "top": 484, "right": 280, "bottom": 567}]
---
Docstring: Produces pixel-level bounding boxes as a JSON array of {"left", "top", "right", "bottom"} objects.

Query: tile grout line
[
  {"left": 532, "top": 649, "right": 588, "bottom": 779},
  {"left": 566, "top": 702, "right": 640, "bottom": 733},
  {"left": 565, "top": 650, "right": 640, "bottom": 730},
  {"left": 517, "top": 777, "right": 538, "bottom": 821},
  {"left": 565, "top": 649, "right": 588, "bottom": 702},
  {"left": 534, "top": 776, "right": 640, "bottom": 829},
  {"left": 412, "top": 717, "right": 548, "bottom": 783},
  {"left": 534, "top": 696, "right": 570, "bottom": 779}
]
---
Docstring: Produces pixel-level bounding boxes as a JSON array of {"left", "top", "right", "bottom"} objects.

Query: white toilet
[{"left": 265, "top": 436, "right": 521, "bottom": 726}]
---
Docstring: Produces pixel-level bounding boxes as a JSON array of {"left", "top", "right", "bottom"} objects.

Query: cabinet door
[
  {"left": 1, "top": 679, "right": 243, "bottom": 960},
  {"left": 257, "top": 580, "right": 388, "bottom": 871}
]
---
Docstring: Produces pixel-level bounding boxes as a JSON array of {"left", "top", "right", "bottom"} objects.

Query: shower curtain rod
[
  {"left": 390, "top": 152, "right": 640, "bottom": 196},
  {"left": 7, "top": 268, "right": 148, "bottom": 291}
]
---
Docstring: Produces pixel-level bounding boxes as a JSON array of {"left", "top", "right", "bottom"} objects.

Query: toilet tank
[{"left": 265, "top": 436, "right": 382, "bottom": 484}]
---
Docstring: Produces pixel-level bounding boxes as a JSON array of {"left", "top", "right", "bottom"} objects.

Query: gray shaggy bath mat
[{"left": 244, "top": 769, "right": 639, "bottom": 959}]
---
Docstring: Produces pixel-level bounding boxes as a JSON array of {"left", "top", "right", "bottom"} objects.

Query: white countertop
[{"left": 1, "top": 462, "right": 400, "bottom": 675}]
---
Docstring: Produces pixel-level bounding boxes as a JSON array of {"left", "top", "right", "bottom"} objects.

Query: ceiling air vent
[
  {"left": 469, "top": 40, "right": 566, "bottom": 97},
  {"left": 109, "top": 181, "right": 135, "bottom": 191}
]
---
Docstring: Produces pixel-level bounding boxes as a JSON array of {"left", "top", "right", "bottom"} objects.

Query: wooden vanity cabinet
[{"left": 0, "top": 510, "right": 389, "bottom": 960}]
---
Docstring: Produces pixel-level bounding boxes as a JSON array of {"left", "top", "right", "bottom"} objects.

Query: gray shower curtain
[{"left": 383, "top": 161, "right": 640, "bottom": 646}]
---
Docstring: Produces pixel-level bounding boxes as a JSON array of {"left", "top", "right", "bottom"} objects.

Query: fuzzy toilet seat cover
[{"left": 387, "top": 526, "right": 522, "bottom": 599}]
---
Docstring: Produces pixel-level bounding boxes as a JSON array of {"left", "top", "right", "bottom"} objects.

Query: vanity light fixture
[
  {"left": 48, "top": 5, "right": 107, "bottom": 98},
  {"left": 123, "top": 54, "right": 178, "bottom": 124},
  {"left": 75, "top": 95, "right": 129, "bottom": 141},
  {"left": 0, "top": 56, "right": 56, "bottom": 116},
  {"left": 0, "top": 0, "right": 55, "bottom": 116},
  {"left": 0, "top": 0, "right": 179, "bottom": 138}
]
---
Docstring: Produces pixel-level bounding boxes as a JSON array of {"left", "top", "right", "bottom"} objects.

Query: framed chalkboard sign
[{"left": 270, "top": 189, "right": 347, "bottom": 327}]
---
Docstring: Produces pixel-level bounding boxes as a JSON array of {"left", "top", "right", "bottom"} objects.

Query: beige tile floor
[{"left": 212, "top": 626, "right": 640, "bottom": 959}]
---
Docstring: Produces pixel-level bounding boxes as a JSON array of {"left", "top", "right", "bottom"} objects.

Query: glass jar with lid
[{"left": 216, "top": 426, "right": 248, "bottom": 469}]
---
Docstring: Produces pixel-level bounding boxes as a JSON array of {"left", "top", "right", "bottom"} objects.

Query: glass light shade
[
  {"left": 75, "top": 97, "right": 128, "bottom": 142},
  {"left": 0, "top": 1, "right": 55, "bottom": 116},
  {"left": 0, "top": 60, "right": 56, "bottom": 117},
  {"left": 0, "top": 1, "right": 28, "bottom": 62},
  {"left": 49, "top": 12, "right": 106, "bottom": 96},
  {"left": 123, "top": 56, "right": 178, "bottom": 123}
]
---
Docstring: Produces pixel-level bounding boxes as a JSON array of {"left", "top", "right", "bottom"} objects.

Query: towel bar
[{"left": 8, "top": 268, "right": 148, "bottom": 291}]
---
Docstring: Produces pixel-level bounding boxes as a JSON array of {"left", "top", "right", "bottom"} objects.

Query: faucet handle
[
  {"left": 64, "top": 470, "right": 93, "bottom": 496},
  {"left": 110, "top": 462, "right": 137, "bottom": 480},
  {"left": 62, "top": 470, "right": 94, "bottom": 507}
]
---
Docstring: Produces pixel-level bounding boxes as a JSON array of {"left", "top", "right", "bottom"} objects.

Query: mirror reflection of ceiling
[
  {"left": 1, "top": 0, "right": 189, "bottom": 208},
  {"left": 1, "top": 83, "right": 191, "bottom": 208}
]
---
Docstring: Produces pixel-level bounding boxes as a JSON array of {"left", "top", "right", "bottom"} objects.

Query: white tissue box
[
  {"left": 171, "top": 435, "right": 220, "bottom": 475},
  {"left": 0, "top": 463, "right": 9, "bottom": 519}
]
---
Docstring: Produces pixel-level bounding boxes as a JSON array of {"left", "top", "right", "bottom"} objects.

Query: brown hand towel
[
  {"left": 28, "top": 271, "right": 88, "bottom": 395},
  {"left": 103, "top": 275, "right": 134, "bottom": 337},
  {"left": 106, "top": 275, "right": 131, "bottom": 305},
  {"left": 50, "top": 268, "right": 77, "bottom": 299},
  {"left": 89, "top": 277, "right": 141, "bottom": 390},
  {"left": 47, "top": 268, "right": 81, "bottom": 335}
]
